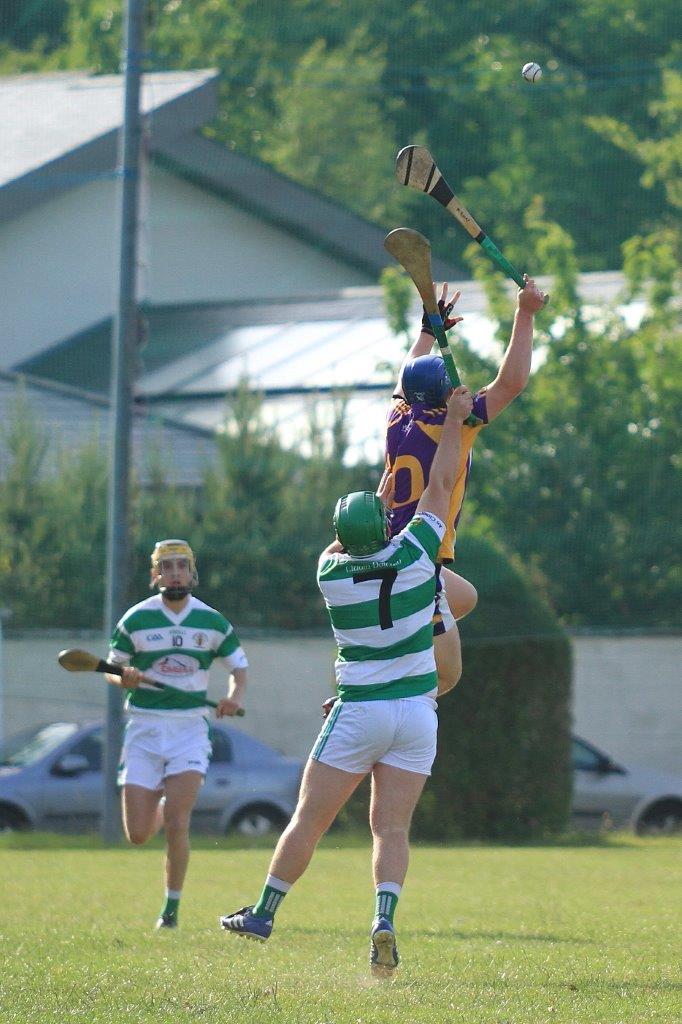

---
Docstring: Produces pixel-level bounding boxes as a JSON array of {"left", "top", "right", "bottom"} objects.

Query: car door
[
  {"left": 192, "top": 727, "right": 235, "bottom": 832},
  {"left": 572, "top": 738, "right": 637, "bottom": 828},
  {"left": 41, "top": 728, "right": 104, "bottom": 831}
]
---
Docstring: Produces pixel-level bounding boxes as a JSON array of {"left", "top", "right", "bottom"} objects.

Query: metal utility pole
[
  {"left": 102, "top": 0, "right": 146, "bottom": 843},
  {"left": 0, "top": 609, "right": 12, "bottom": 749}
]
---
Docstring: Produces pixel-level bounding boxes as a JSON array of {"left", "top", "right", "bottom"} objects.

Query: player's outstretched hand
[
  {"left": 447, "top": 385, "right": 474, "bottom": 422},
  {"left": 518, "top": 275, "right": 547, "bottom": 312},
  {"left": 421, "top": 283, "right": 463, "bottom": 335}
]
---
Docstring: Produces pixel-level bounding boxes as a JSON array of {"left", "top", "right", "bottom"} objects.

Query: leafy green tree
[
  {"left": 266, "top": 30, "right": 407, "bottom": 224},
  {"left": 590, "top": 67, "right": 682, "bottom": 313},
  {"left": 6, "top": 0, "right": 678, "bottom": 270},
  {"left": 380, "top": 265, "right": 413, "bottom": 350},
  {"left": 0, "top": 390, "right": 108, "bottom": 628},
  {"left": 0, "top": 0, "right": 68, "bottom": 51}
]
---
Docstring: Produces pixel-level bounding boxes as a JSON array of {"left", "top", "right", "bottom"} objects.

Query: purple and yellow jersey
[{"left": 385, "top": 391, "right": 488, "bottom": 563}]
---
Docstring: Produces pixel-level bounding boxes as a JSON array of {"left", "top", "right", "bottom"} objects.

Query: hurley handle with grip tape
[
  {"left": 57, "top": 648, "right": 245, "bottom": 716},
  {"left": 99, "top": 658, "right": 222, "bottom": 711},
  {"left": 396, "top": 145, "right": 548, "bottom": 304}
]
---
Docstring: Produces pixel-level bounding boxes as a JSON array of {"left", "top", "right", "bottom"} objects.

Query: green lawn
[{"left": 1, "top": 834, "right": 680, "bottom": 1023}]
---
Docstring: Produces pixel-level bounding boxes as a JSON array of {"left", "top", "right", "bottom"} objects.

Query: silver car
[
  {"left": 0, "top": 720, "right": 303, "bottom": 835},
  {"left": 572, "top": 735, "right": 682, "bottom": 834}
]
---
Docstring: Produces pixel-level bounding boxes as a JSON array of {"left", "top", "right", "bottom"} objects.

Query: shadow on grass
[
  {"left": 0, "top": 828, "right": 659, "bottom": 853},
  {"left": 408, "top": 928, "right": 593, "bottom": 944},
  {"left": 0, "top": 831, "right": 281, "bottom": 851},
  {"left": 289, "top": 925, "right": 592, "bottom": 944}
]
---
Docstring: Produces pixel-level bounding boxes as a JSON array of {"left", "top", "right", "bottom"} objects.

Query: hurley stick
[
  {"left": 396, "top": 145, "right": 549, "bottom": 304},
  {"left": 383, "top": 228, "right": 479, "bottom": 426},
  {"left": 57, "top": 648, "right": 245, "bottom": 715}
]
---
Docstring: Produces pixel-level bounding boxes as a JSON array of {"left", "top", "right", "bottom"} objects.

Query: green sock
[
  {"left": 161, "top": 893, "right": 181, "bottom": 920},
  {"left": 375, "top": 884, "right": 401, "bottom": 924},
  {"left": 252, "top": 874, "right": 291, "bottom": 919}
]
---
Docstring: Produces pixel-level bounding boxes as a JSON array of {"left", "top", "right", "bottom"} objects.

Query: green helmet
[{"left": 333, "top": 491, "right": 389, "bottom": 556}]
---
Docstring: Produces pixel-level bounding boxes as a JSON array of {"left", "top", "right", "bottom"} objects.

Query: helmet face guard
[
  {"left": 402, "top": 355, "right": 451, "bottom": 406},
  {"left": 150, "top": 539, "right": 198, "bottom": 598},
  {"left": 333, "top": 492, "right": 389, "bottom": 557}
]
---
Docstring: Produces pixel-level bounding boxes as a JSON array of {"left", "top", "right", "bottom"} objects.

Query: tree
[
  {"left": 5, "top": 0, "right": 678, "bottom": 270},
  {"left": 266, "top": 30, "right": 407, "bottom": 224},
  {"left": 456, "top": 186, "right": 681, "bottom": 629}
]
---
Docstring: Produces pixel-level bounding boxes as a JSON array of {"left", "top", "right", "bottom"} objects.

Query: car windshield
[{"left": 0, "top": 723, "right": 79, "bottom": 767}]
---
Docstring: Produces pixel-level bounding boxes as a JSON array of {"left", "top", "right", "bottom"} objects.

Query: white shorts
[
  {"left": 118, "top": 713, "right": 212, "bottom": 790},
  {"left": 310, "top": 695, "right": 438, "bottom": 776}
]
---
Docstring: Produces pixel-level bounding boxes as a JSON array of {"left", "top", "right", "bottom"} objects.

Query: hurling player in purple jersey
[{"left": 384, "top": 275, "right": 547, "bottom": 696}]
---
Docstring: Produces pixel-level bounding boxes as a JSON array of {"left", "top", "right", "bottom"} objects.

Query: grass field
[{"left": 1, "top": 833, "right": 680, "bottom": 1023}]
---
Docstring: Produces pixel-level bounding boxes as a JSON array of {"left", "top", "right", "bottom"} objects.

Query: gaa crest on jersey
[{"left": 193, "top": 632, "right": 208, "bottom": 648}]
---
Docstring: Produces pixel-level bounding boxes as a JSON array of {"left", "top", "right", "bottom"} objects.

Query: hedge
[{"left": 344, "top": 534, "right": 572, "bottom": 840}]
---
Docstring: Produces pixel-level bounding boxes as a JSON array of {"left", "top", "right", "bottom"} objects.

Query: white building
[{"left": 1, "top": 70, "right": 626, "bottom": 464}]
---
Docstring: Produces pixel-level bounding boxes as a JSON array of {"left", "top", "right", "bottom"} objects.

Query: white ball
[{"left": 522, "top": 62, "right": 542, "bottom": 83}]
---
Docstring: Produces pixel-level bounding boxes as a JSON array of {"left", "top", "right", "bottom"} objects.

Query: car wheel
[
  {"left": 636, "top": 800, "right": 682, "bottom": 836},
  {"left": 230, "top": 804, "right": 287, "bottom": 837},
  {"left": 0, "top": 805, "right": 29, "bottom": 834}
]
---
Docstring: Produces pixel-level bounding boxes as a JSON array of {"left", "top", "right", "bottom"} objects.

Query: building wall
[
  {"left": 0, "top": 633, "right": 334, "bottom": 761},
  {"left": 570, "top": 636, "right": 681, "bottom": 775},
  {"left": 0, "top": 166, "right": 372, "bottom": 369},
  {"left": 2, "top": 634, "right": 680, "bottom": 773},
  {"left": 0, "top": 178, "right": 118, "bottom": 367},
  {"left": 146, "top": 167, "right": 370, "bottom": 303}
]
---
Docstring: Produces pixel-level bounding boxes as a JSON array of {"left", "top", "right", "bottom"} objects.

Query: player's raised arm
[
  {"left": 394, "top": 285, "right": 463, "bottom": 399},
  {"left": 416, "top": 386, "right": 473, "bottom": 523},
  {"left": 482, "top": 276, "right": 545, "bottom": 422}
]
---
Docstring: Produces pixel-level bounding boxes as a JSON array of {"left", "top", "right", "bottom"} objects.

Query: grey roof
[
  {"left": 0, "top": 69, "right": 462, "bottom": 280},
  {"left": 0, "top": 70, "right": 219, "bottom": 222},
  {"left": 16, "top": 271, "right": 628, "bottom": 466},
  {"left": 157, "top": 132, "right": 460, "bottom": 280},
  {"left": 0, "top": 370, "right": 220, "bottom": 486}
]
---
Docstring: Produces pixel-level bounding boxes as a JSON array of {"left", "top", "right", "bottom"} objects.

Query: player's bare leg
[
  {"left": 269, "top": 759, "right": 365, "bottom": 883},
  {"left": 435, "top": 568, "right": 478, "bottom": 695},
  {"left": 163, "top": 770, "right": 203, "bottom": 890},
  {"left": 435, "top": 621, "right": 462, "bottom": 695},
  {"left": 369, "top": 762, "right": 428, "bottom": 975},
  {"left": 442, "top": 567, "right": 477, "bottom": 619},
  {"left": 155, "top": 770, "right": 203, "bottom": 929},
  {"left": 370, "top": 762, "right": 426, "bottom": 887},
  {"left": 220, "top": 759, "right": 364, "bottom": 940},
  {"left": 122, "top": 784, "right": 164, "bottom": 845}
]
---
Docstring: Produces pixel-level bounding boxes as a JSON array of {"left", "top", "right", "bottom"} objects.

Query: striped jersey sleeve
[
  {"left": 216, "top": 620, "right": 248, "bottom": 670},
  {"left": 109, "top": 621, "right": 134, "bottom": 661},
  {"left": 402, "top": 512, "right": 444, "bottom": 563}
]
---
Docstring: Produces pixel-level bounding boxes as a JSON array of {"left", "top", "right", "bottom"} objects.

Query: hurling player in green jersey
[
  {"left": 106, "top": 539, "right": 248, "bottom": 930},
  {"left": 221, "top": 387, "right": 473, "bottom": 976}
]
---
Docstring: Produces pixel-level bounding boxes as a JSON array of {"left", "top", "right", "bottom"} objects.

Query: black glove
[{"left": 421, "top": 298, "right": 457, "bottom": 337}]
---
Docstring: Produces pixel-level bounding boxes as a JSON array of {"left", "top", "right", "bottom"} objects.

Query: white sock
[
  {"left": 376, "top": 881, "right": 402, "bottom": 897},
  {"left": 265, "top": 874, "right": 292, "bottom": 893},
  {"left": 166, "top": 888, "right": 182, "bottom": 900}
]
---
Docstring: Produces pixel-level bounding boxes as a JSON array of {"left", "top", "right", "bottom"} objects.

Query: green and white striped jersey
[
  {"left": 317, "top": 512, "right": 445, "bottom": 702},
  {"left": 109, "top": 594, "right": 247, "bottom": 716}
]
